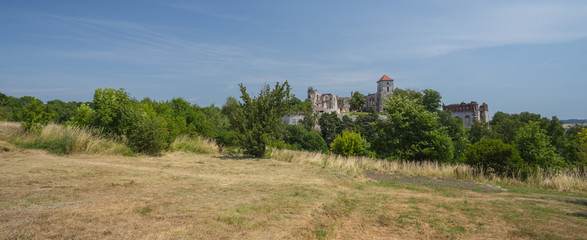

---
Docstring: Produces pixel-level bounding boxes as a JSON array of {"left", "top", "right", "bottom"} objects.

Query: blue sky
[{"left": 1, "top": 0, "right": 586, "bottom": 119}]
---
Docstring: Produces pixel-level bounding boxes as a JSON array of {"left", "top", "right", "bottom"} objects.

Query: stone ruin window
[{"left": 465, "top": 115, "right": 471, "bottom": 125}]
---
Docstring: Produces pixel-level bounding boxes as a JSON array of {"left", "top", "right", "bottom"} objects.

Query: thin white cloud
[{"left": 408, "top": 1, "right": 587, "bottom": 56}]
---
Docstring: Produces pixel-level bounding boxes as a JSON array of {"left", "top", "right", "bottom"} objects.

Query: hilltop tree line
[
  {"left": 1, "top": 83, "right": 586, "bottom": 174},
  {"left": 319, "top": 88, "right": 586, "bottom": 174}
]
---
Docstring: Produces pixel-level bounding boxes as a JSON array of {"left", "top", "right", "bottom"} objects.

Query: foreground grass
[{"left": 1, "top": 149, "right": 586, "bottom": 239}]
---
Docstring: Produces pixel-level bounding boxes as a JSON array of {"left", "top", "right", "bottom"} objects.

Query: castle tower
[
  {"left": 376, "top": 74, "right": 394, "bottom": 112},
  {"left": 307, "top": 87, "right": 318, "bottom": 104}
]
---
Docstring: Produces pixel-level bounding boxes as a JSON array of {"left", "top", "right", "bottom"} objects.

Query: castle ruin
[
  {"left": 308, "top": 75, "right": 395, "bottom": 113},
  {"left": 442, "top": 101, "right": 489, "bottom": 127},
  {"left": 306, "top": 74, "right": 490, "bottom": 128}
]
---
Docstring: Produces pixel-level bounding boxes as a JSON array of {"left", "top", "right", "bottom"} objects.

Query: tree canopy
[
  {"left": 350, "top": 91, "right": 366, "bottom": 112},
  {"left": 229, "top": 81, "right": 293, "bottom": 158},
  {"left": 374, "top": 95, "right": 453, "bottom": 162}
]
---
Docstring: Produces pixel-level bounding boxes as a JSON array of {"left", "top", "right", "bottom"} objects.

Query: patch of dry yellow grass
[
  {"left": 0, "top": 122, "right": 130, "bottom": 155},
  {"left": 170, "top": 135, "right": 219, "bottom": 154},
  {"left": 1, "top": 150, "right": 585, "bottom": 239}
]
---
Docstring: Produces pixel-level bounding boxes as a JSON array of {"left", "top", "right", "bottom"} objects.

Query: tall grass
[
  {"left": 270, "top": 149, "right": 587, "bottom": 192},
  {"left": 171, "top": 135, "right": 219, "bottom": 154},
  {"left": 2, "top": 122, "right": 131, "bottom": 155}
]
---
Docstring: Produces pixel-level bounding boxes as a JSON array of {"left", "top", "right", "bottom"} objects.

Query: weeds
[
  {"left": 2, "top": 122, "right": 131, "bottom": 155},
  {"left": 170, "top": 135, "right": 219, "bottom": 154}
]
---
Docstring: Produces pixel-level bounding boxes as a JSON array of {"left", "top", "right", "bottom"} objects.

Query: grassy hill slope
[{"left": 1, "top": 148, "right": 586, "bottom": 239}]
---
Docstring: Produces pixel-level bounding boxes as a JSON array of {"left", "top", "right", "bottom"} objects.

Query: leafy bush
[
  {"left": 330, "top": 130, "right": 373, "bottom": 157},
  {"left": 283, "top": 125, "right": 327, "bottom": 152},
  {"left": 126, "top": 116, "right": 167, "bottom": 156},
  {"left": 318, "top": 112, "right": 341, "bottom": 144},
  {"left": 69, "top": 103, "right": 95, "bottom": 127},
  {"left": 565, "top": 126, "right": 587, "bottom": 166},
  {"left": 515, "top": 121, "right": 566, "bottom": 169},
  {"left": 374, "top": 95, "right": 453, "bottom": 162},
  {"left": 18, "top": 97, "right": 52, "bottom": 132},
  {"left": 91, "top": 88, "right": 134, "bottom": 136},
  {"left": 465, "top": 138, "right": 525, "bottom": 175}
]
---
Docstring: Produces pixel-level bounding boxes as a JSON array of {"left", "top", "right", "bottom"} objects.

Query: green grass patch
[
  {"left": 134, "top": 205, "right": 153, "bottom": 216},
  {"left": 499, "top": 184, "right": 587, "bottom": 198},
  {"left": 368, "top": 180, "right": 430, "bottom": 192}
]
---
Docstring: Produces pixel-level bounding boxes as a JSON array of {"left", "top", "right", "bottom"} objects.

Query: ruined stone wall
[
  {"left": 307, "top": 75, "right": 394, "bottom": 114},
  {"left": 337, "top": 97, "right": 351, "bottom": 112},
  {"left": 365, "top": 93, "right": 378, "bottom": 111},
  {"left": 282, "top": 114, "right": 305, "bottom": 125},
  {"left": 443, "top": 101, "right": 489, "bottom": 127},
  {"left": 307, "top": 87, "right": 339, "bottom": 114}
]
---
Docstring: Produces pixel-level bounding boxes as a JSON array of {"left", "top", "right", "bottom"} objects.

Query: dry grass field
[{"left": 1, "top": 146, "right": 586, "bottom": 239}]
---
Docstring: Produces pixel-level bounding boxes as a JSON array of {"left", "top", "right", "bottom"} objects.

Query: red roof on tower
[{"left": 377, "top": 74, "right": 394, "bottom": 83}]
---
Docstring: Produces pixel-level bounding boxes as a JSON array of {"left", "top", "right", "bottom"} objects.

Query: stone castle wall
[
  {"left": 308, "top": 75, "right": 395, "bottom": 114},
  {"left": 442, "top": 101, "right": 489, "bottom": 127}
]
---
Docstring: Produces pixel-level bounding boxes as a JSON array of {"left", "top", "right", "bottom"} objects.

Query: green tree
[
  {"left": 283, "top": 125, "right": 327, "bottom": 152},
  {"left": 318, "top": 112, "right": 341, "bottom": 144},
  {"left": 354, "top": 107, "right": 382, "bottom": 142},
  {"left": 350, "top": 91, "right": 366, "bottom": 112},
  {"left": 393, "top": 88, "right": 423, "bottom": 100},
  {"left": 46, "top": 100, "right": 80, "bottom": 123},
  {"left": 70, "top": 103, "right": 95, "bottom": 127},
  {"left": 330, "top": 130, "right": 373, "bottom": 157},
  {"left": 565, "top": 126, "right": 587, "bottom": 166},
  {"left": 543, "top": 116, "right": 566, "bottom": 155},
  {"left": 221, "top": 97, "right": 240, "bottom": 117},
  {"left": 202, "top": 104, "right": 230, "bottom": 137},
  {"left": 489, "top": 111, "right": 521, "bottom": 144},
  {"left": 18, "top": 97, "right": 53, "bottom": 132},
  {"left": 340, "top": 115, "right": 355, "bottom": 132},
  {"left": 515, "top": 121, "right": 565, "bottom": 169},
  {"left": 290, "top": 100, "right": 316, "bottom": 131},
  {"left": 468, "top": 121, "right": 493, "bottom": 144},
  {"left": 91, "top": 88, "right": 134, "bottom": 136},
  {"left": 438, "top": 110, "right": 470, "bottom": 162},
  {"left": 0, "top": 92, "right": 19, "bottom": 121},
  {"left": 465, "top": 139, "right": 525, "bottom": 175},
  {"left": 300, "top": 108, "right": 317, "bottom": 131},
  {"left": 216, "top": 97, "right": 241, "bottom": 148},
  {"left": 229, "top": 81, "right": 293, "bottom": 158},
  {"left": 374, "top": 95, "right": 453, "bottom": 161},
  {"left": 422, "top": 89, "right": 441, "bottom": 112}
]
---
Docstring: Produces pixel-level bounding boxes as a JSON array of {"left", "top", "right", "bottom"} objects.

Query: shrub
[
  {"left": 284, "top": 125, "right": 327, "bottom": 152},
  {"left": 330, "top": 130, "right": 373, "bottom": 157},
  {"left": 126, "top": 116, "right": 167, "bottom": 155},
  {"left": 465, "top": 138, "right": 525, "bottom": 175},
  {"left": 19, "top": 98, "right": 52, "bottom": 132},
  {"left": 374, "top": 95, "right": 453, "bottom": 162},
  {"left": 515, "top": 121, "right": 566, "bottom": 169}
]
